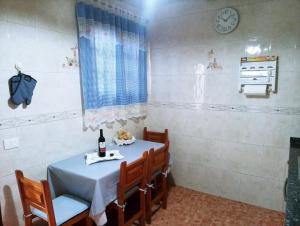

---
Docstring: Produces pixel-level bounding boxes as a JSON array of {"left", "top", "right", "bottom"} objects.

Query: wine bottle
[{"left": 98, "top": 129, "right": 106, "bottom": 157}]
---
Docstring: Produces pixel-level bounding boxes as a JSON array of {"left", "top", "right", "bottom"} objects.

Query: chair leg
[
  {"left": 146, "top": 188, "right": 152, "bottom": 224},
  {"left": 140, "top": 216, "right": 146, "bottom": 226},
  {"left": 140, "top": 189, "right": 146, "bottom": 226},
  {"left": 162, "top": 177, "right": 168, "bottom": 209},
  {"left": 162, "top": 193, "right": 167, "bottom": 209},
  {"left": 86, "top": 217, "right": 94, "bottom": 226},
  {"left": 24, "top": 217, "right": 32, "bottom": 226},
  {"left": 118, "top": 207, "right": 125, "bottom": 226}
]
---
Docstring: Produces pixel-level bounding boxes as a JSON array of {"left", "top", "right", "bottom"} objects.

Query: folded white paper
[{"left": 85, "top": 150, "right": 124, "bottom": 165}]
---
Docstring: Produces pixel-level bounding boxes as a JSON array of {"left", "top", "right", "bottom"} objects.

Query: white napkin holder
[
  {"left": 85, "top": 150, "right": 124, "bottom": 165},
  {"left": 239, "top": 56, "right": 278, "bottom": 96}
]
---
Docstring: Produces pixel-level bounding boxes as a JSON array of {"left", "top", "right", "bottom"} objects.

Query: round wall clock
[{"left": 215, "top": 7, "right": 239, "bottom": 34}]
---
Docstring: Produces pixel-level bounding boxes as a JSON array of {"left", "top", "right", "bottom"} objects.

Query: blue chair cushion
[{"left": 31, "top": 194, "right": 89, "bottom": 226}]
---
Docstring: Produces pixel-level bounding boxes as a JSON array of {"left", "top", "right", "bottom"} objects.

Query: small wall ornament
[
  {"left": 62, "top": 45, "right": 79, "bottom": 68},
  {"left": 207, "top": 49, "right": 222, "bottom": 70}
]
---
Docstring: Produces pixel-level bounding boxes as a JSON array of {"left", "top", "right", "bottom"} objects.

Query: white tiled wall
[
  {"left": 147, "top": 0, "right": 300, "bottom": 211},
  {"left": 0, "top": 0, "right": 299, "bottom": 223},
  {"left": 0, "top": 0, "right": 145, "bottom": 225}
]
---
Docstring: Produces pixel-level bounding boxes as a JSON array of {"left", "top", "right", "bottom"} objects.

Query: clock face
[{"left": 215, "top": 7, "right": 239, "bottom": 34}]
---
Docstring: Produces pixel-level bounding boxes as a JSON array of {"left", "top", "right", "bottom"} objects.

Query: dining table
[{"left": 47, "top": 139, "right": 165, "bottom": 226}]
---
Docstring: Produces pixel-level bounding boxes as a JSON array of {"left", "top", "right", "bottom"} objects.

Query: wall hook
[{"left": 15, "top": 64, "right": 22, "bottom": 73}]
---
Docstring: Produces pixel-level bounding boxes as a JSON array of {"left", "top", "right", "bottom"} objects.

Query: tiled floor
[
  {"left": 33, "top": 186, "right": 285, "bottom": 226},
  {"left": 150, "top": 186, "right": 285, "bottom": 226}
]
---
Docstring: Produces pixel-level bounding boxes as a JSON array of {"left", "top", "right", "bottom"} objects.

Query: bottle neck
[{"left": 100, "top": 129, "right": 103, "bottom": 137}]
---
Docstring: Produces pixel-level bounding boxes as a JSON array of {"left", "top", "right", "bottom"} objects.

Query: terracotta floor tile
[
  {"left": 150, "top": 186, "right": 284, "bottom": 226},
  {"left": 33, "top": 186, "right": 284, "bottom": 226}
]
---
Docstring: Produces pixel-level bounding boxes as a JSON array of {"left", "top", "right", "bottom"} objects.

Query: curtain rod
[{"left": 78, "top": 0, "right": 147, "bottom": 24}]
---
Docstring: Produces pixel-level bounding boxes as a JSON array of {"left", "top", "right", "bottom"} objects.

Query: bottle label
[{"left": 99, "top": 142, "right": 106, "bottom": 152}]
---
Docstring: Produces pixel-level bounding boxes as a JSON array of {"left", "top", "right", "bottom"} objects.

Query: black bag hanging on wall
[{"left": 9, "top": 72, "right": 37, "bottom": 106}]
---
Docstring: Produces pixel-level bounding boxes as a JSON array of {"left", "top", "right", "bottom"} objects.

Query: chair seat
[{"left": 31, "top": 194, "right": 89, "bottom": 226}]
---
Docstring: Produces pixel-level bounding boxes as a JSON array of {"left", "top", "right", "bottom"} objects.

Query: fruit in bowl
[
  {"left": 118, "top": 130, "right": 133, "bottom": 140},
  {"left": 114, "top": 129, "right": 136, "bottom": 146}
]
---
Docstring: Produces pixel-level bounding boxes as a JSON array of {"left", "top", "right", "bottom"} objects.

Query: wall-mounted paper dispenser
[{"left": 239, "top": 56, "right": 278, "bottom": 97}]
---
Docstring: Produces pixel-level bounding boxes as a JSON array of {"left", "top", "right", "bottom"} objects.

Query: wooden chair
[
  {"left": 15, "top": 170, "right": 92, "bottom": 226},
  {"left": 143, "top": 127, "right": 168, "bottom": 144},
  {"left": 107, "top": 152, "right": 148, "bottom": 226},
  {"left": 146, "top": 142, "right": 169, "bottom": 224}
]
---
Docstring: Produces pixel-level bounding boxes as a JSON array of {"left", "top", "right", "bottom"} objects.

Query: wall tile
[
  {"left": 148, "top": 0, "right": 300, "bottom": 212},
  {"left": 35, "top": 0, "right": 66, "bottom": 32},
  {"left": 0, "top": 128, "right": 19, "bottom": 177},
  {"left": 0, "top": 82, "right": 16, "bottom": 119},
  {"left": 215, "top": 141, "right": 242, "bottom": 172},
  {"left": 263, "top": 114, "right": 293, "bottom": 148},
  {"left": 239, "top": 175, "right": 284, "bottom": 211},
  {"left": 271, "top": 0, "right": 300, "bottom": 20},
  {"left": 0, "top": 0, "right": 7, "bottom": 21},
  {"left": 2, "top": 0, "right": 37, "bottom": 26},
  {"left": 150, "top": 0, "right": 208, "bottom": 21},
  {"left": 0, "top": 1, "right": 145, "bottom": 225},
  {"left": 0, "top": 22, "right": 38, "bottom": 71},
  {"left": 218, "top": 169, "right": 241, "bottom": 202}
]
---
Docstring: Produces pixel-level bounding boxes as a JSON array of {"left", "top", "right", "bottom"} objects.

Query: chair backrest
[
  {"left": 148, "top": 142, "right": 169, "bottom": 181},
  {"left": 143, "top": 127, "right": 169, "bottom": 144},
  {"left": 118, "top": 152, "right": 148, "bottom": 202},
  {"left": 15, "top": 170, "right": 56, "bottom": 225}
]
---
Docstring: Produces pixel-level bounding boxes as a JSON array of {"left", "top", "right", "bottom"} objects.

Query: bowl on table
[{"left": 113, "top": 130, "right": 136, "bottom": 146}]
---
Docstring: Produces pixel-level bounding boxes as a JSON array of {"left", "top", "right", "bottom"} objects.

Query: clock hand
[
  {"left": 222, "top": 16, "right": 229, "bottom": 22},
  {"left": 225, "top": 15, "right": 233, "bottom": 21}
]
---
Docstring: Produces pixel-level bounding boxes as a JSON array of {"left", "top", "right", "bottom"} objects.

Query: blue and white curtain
[{"left": 76, "top": 1, "right": 147, "bottom": 129}]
